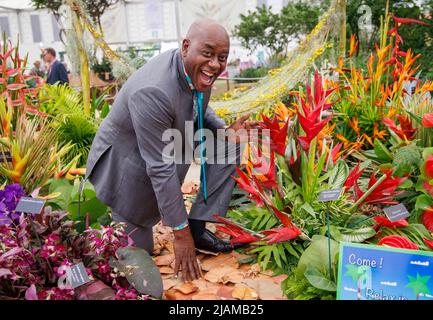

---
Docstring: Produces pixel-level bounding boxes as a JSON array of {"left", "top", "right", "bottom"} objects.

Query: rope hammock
[
  {"left": 210, "top": 0, "right": 346, "bottom": 121},
  {"left": 70, "top": 0, "right": 346, "bottom": 120}
]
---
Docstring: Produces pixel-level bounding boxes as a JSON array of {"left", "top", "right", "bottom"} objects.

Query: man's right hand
[{"left": 173, "top": 226, "right": 202, "bottom": 282}]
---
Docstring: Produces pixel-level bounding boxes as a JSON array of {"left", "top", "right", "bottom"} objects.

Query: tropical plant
[
  {"left": 47, "top": 178, "right": 110, "bottom": 231},
  {"left": 0, "top": 184, "right": 145, "bottom": 300},
  {"left": 332, "top": 13, "right": 432, "bottom": 151}
]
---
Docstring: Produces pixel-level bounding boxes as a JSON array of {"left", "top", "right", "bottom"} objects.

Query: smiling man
[{"left": 86, "top": 19, "right": 259, "bottom": 282}]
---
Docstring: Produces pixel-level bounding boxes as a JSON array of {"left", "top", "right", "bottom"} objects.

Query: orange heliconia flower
[{"left": 349, "top": 35, "right": 359, "bottom": 58}]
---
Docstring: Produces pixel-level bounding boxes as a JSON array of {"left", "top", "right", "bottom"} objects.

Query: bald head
[
  {"left": 181, "top": 19, "right": 230, "bottom": 92},
  {"left": 185, "top": 18, "right": 229, "bottom": 44}
]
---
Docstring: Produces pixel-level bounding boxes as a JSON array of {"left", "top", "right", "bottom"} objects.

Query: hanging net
[
  {"left": 75, "top": 0, "right": 345, "bottom": 120},
  {"left": 210, "top": 0, "right": 346, "bottom": 121}
]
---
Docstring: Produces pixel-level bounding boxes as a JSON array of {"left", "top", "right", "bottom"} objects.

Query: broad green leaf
[
  {"left": 374, "top": 139, "right": 393, "bottom": 162},
  {"left": 109, "top": 247, "right": 163, "bottom": 298},
  {"left": 415, "top": 195, "right": 433, "bottom": 212},
  {"left": 304, "top": 265, "right": 337, "bottom": 292},
  {"left": 47, "top": 179, "right": 73, "bottom": 210},
  {"left": 340, "top": 227, "right": 376, "bottom": 243},
  {"left": 328, "top": 160, "right": 349, "bottom": 189},
  {"left": 296, "top": 235, "right": 339, "bottom": 278},
  {"left": 67, "top": 197, "right": 108, "bottom": 224}
]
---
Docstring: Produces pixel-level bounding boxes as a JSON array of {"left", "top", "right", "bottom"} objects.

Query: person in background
[
  {"left": 43, "top": 48, "right": 69, "bottom": 85},
  {"left": 29, "top": 60, "right": 45, "bottom": 78}
]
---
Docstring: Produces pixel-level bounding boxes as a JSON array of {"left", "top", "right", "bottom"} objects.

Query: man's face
[
  {"left": 182, "top": 32, "right": 229, "bottom": 92},
  {"left": 43, "top": 51, "right": 54, "bottom": 63}
]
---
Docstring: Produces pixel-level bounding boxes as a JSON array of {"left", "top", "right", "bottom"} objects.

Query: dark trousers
[{"left": 112, "top": 138, "right": 244, "bottom": 252}]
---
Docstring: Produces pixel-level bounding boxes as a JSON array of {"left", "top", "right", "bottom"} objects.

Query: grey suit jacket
[{"left": 86, "top": 49, "right": 226, "bottom": 228}]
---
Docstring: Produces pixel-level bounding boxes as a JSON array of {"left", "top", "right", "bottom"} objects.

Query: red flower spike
[
  {"left": 382, "top": 117, "right": 416, "bottom": 141},
  {"left": 423, "top": 238, "right": 433, "bottom": 250},
  {"left": 353, "top": 169, "right": 407, "bottom": 205},
  {"left": 422, "top": 209, "right": 433, "bottom": 232},
  {"left": 330, "top": 143, "right": 343, "bottom": 164},
  {"left": 295, "top": 71, "right": 337, "bottom": 151},
  {"left": 393, "top": 16, "right": 429, "bottom": 26},
  {"left": 249, "top": 148, "right": 278, "bottom": 190},
  {"left": 268, "top": 205, "right": 294, "bottom": 228},
  {"left": 424, "top": 155, "right": 433, "bottom": 180},
  {"left": 378, "top": 235, "right": 419, "bottom": 250},
  {"left": 423, "top": 182, "right": 433, "bottom": 197},
  {"left": 260, "top": 226, "right": 302, "bottom": 244},
  {"left": 260, "top": 114, "right": 289, "bottom": 156},
  {"left": 213, "top": 215, "right": 260, "bottom": 245},
  {"left": 373, "top": 216, "right": 408, "bottom": 228},
  {"left": 231, "top": 167, "right": 265, "bottom": 207},
  {"left": 396, "top": 115, "right": 417, "bottom": 140},
  {"left": 344, "top": 163, "right": 365, "bottom": 191},
  {"left": 422, "top": 113, "right": 433, "bottom": 127}
]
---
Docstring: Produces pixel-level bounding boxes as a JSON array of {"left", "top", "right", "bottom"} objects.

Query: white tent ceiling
[{"left": 0, "top": 0, "right": 34, "bottom": 10}]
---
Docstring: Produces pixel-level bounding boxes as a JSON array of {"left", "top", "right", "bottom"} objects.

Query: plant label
[
  {"left": 15, "top": 197, "right": 46, "bottom": 215},
  {"left": 318, "top": 189, "right": 342, "bottom": 202},
  {"left": 337, "top": 242, "right": 433, "bottom": 300},
  {"left": 0, "top": 151, "right": 11, "bottom": 162},
  {"left": 66, "top": 262, "right": 91, "bottom": 289},
  {"left": 383, "top": 203, "right": 410, "bottom": 222}
]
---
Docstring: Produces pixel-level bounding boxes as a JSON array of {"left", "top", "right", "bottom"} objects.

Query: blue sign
[{"left": 337, "top": 242, "right": 433, "bottom": 300}]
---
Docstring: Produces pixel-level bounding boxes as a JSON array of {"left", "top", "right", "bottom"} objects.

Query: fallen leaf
[
  {"left": 216, "top": 285, "right": 235, "bottom": 300},
  {"left": 243, "top": 276, "right": 286, "bottom": 300},
  {"left": 201, "top": 254, "right": 239, "bottom": 271},
  {"left": 204, "top": 267, "right": 244, "bottom": 284},
  {"left": 191, "top": 279, "right": 212, "bottom": 291},
  {"left": 232, "top": 284, "right": 258, "bottom": 300},
  {"left": 154, "top": 254, "right": 175, "bottom": 266},
  {"left": 163, "top": 277, "right": 182, "bottom": 290},
  {"left": 272, "top": 274, "right": 288, "bottom": 286},
  {"left": 175, "top": 282, "right": 199, "bottom": 295},
  {"left": 159, "top": 266, "right": 174, "bottom": 274},
  {"left": 192, "top": 293, "right": 220, "bottom": 300},
  {"left": 245, "top": 263, "right": 261, "bottom": 278},
  {"left": 164, "top": 288, "right": 194, "bottom": 300}
]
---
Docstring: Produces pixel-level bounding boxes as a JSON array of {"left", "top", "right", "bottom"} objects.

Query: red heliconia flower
[
  {"left": 423, "top": 182, "right": 433, "bottom": 198},
  {"left": 260, "top": 114, "right": 289, "bottom": 156},
  {"left": 214, "top": 215, "right": 261, "bottom": 245},
  {"left": 373, "top": 216, "right": 408, "bottom": 228},
  {"left": 378, "top": 235, "right": 419, "bottom": 250},
  {"left": 422, "top": 113, "right": 433, "bottom": 127},
  {"left": 422, "top": 209, "right": 433, "bottom": 232},
  {"left": 247, "top": 146, "right": 278, "bottom": 190},
  {"left": 296, "top": 70, "right": 336, "bottom": 151},
  {"left": 344, "top": 163, "right": 365, "bottom": 191},
  {"left": 353, "top": 168, "right": 407, "bottom": 205},
  {"left": 382, "top": 117, "right": 416, "bottom": 140},
  {"left": 268, "top": 205, "right": 294, "bottom": 228},
  {"left": 260, "top": 226, "right": 302, "bottom": 244},
  {"left": 424, "top": 155, "right": 433, "bottom": 180},
  {"left": 232, "top": 167, "right": 265, "bottom": 207},
  {"left": 330, "top": 143, "right": 343, "bottom": 164},
  {"left": 396, "top": 115, "right": 417, "bottom": 140},
  {"left": 423, "top": 238, "right": 433, "bottom": 250},
  {"left": 393, "top": 16, "right": 429, "bottom": 26}
]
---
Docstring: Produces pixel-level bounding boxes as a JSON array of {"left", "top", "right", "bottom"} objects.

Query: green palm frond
[
  {"left": 56, "top": 113, "right": 97, "bottom": 166},
  {"left": 39, "top": 84, "right": 83, "bottom": 117}
]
